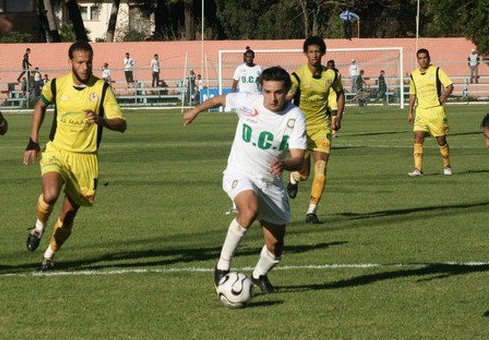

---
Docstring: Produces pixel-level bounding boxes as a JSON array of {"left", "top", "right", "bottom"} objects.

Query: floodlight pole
[
  {"left": 415, "top": 0, "right": 420, "bottom": 52},
  {"left": 201, "top": 0, "right": 204, "bottom": 74}
]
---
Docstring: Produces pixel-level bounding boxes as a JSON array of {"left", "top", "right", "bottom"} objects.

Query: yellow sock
[
  {"left": 439, "top": 144, "right": 450, "bottom": 168},
  {"left": 414, "top": 143, "right": 423, "bottom": 171},
  {"left": 310, "top": 160, "right": 326, "bottom": 206},
  {"left": 50, "top": 218, "right": 73, "bottom": 252},
  {"left": 37, "top": 194, "right": 54, "bottom": 224}
]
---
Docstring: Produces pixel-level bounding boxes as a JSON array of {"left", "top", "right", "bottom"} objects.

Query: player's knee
[{"left": 42, "top": 190, "right": 60, "bottom": 205}]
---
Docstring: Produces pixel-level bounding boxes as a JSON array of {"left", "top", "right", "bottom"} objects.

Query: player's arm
[
  {"left": 23, "top": 99, "right": 48, "bottom": 165},
  {"left": 333, "top": 90, "right": 345, "bottom": 131},
  {"left": 407, "top": 75, "right": 416, "bottom": 124},
  {"left": 184, "top": 95, "right": 227, "bottom": 126},
  {"left": 439, "top": 83, "right": 453, "bottom": 104},
  {"left": 231, "top": 79, "right": 239, "bottom": 93},
  {"left": 269, "top": 149, "right": 305, "bottom": 176},
  {"left": 86, "top": 110, "right": 126, "bottom": 133}
]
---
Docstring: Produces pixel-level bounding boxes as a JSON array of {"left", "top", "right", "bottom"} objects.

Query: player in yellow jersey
[
  {"left": 286, "top": 36, "right": 345, "bottom": 224},
  {"left": 482, "top": 114, "right": 489, "bottom": 148},
  {"left": 407, "top": 48, "right": 453, "bottom": 177},
  {"left": 23, "top": 41, "right": 127, "bottom": 271}
]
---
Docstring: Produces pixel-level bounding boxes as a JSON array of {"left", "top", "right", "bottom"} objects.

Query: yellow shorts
[
  {"left": 40, "top": 142, "right": 99, "bottom": 207},
  {"left": 414, "top": 106, "right": 449, "bottom": 137},
  {"left": 306, "top": 120, "right": 332, "bottom": 155}
]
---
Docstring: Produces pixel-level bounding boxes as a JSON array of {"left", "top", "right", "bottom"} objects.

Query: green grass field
[{"left": 1, "top": 105, "right": 488, "bottom": 339}]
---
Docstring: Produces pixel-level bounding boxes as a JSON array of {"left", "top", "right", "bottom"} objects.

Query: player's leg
[
  {"left": 216, "top": 182, "right": 258, "bottom": 286},
  {"left": 252, "top": 221, "right": 285, "bottom": 293},
  {"left": 40, "top": 195, "right": 80, "bottom": 271},
  {"left": 408, "top": 131, "right": 427, "bottom": 176},
  {"left": 287, "top": 154, "right": 310, "bottom": 199},
  {"left": 436, "top": 135, "right": 452, "bottom": 175},
  {"left": 306, "top": 151, "right": 329, "bottom": 223},
  {"left": 26, "top": 171, "right": 64, "bottom": 251}
]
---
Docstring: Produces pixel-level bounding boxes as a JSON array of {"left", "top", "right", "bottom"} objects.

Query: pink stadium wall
[{"left": 0, "top": 37, "right": 481, "bottom": 85}]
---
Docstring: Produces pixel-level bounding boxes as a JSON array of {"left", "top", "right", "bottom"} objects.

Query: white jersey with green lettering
[
  {"left": 224, "top": 92, "right": 306, "bottom": 182},
  {"left": 232, "top": 63, "right": 262, "bottom": 94}
]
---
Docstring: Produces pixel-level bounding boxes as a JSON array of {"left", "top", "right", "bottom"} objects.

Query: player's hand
[
  {"left": 269, "top": 157, "right": 285, "bottom": 176},
  {"left": 407, "top": 112, "right": 414, "bottom": 124},
  {"left": 23, "top": 149, "right": 40, "bottom": 165},
  {"left": 332, "top": 118, "right": 342, "bottom": 131},
  {"left": 85, "top": 110, "right": 104, "bottom": 126}
]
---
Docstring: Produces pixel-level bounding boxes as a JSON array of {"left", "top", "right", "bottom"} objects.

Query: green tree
[{"left": 424, "top": 0, "right": 489, "bottom": 54}]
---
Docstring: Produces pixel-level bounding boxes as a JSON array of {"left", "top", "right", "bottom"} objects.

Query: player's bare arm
[
  {"left": 333, "top": 90, "right": 346, "bottom": 131},
  {"left": 407, "top": 94, "right": 416, "bottom": 124},
  {"left": 23, "top": 99, "right": 48, "bottom": 165},
  {"left": 183, "top": 95, "right": 227, "bottom": 126},
  {"left": 439, "top": 84, "right": 453, "bottom": 104},
  {"left": 85, "top": 110, "right": 126, "bottom": 132},
  {"left": 270, "top": 149, "right": 306, "bottom": 176}
]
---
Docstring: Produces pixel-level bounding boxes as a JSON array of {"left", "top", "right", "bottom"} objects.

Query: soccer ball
[{"left": 217, "top": 272, "right": 254, "bottom": 308}]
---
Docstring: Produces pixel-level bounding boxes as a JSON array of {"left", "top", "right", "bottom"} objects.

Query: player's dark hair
[
  {"left": 417, "top": 48, "right": 430, "bottom": 58},
  {"left": 303, "top": 36, "right": 326, "bottom": 53},
  {"left": 244, "top": 46, "right": 255, "bottom": 58},
  {"left": 68, "top": 41, "right": 93, "bottom": 59},
  {"left": 259, "top": 66, "right": 291, "bottom": 92},
  {"left": 481, "top": 113, "right": 489, "bottom": 128}
]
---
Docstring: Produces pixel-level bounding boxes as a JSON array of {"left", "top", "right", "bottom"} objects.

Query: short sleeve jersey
[
  {"left": 288, "top": 65, "right": 343, "bottom": 126},
  {"left": 410, "top": 65, "right": 453, "bottom": 109},
  {"left": 232, "top": 63, "right": 262, "bottom": 94},
  {"left": 41, "top": 74, "right": 124, "bottom": 153},
  {"left": 124, "top": 57, "right": 134, "bottom": 71},
  {"left": 225, "top": 92, "right": 306, "bottom": 181}
]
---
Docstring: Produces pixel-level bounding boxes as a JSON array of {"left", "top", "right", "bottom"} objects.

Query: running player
[
  {"left": 407, "top": 48, "right": 454, "bottom": 176},
  {"left": 184, "top": 66, "right": 306, "bottom": 293},
  {"left": 286, "top": 36, "right": 345, "bottom": 224},
  {"left": 23, "top": 41, "right": 127, "bottom": 271}
]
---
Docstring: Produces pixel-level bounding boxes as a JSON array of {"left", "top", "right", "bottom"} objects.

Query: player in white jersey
[
  {"left": 231, "top": 47, "right": 262, "bottom": 94},
  {"left": 184, "top": 66, "right": 306, "bottom": 294}
]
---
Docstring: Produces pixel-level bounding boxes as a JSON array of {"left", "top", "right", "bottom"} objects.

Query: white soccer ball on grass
[{"left": 217, "top": 272, "right": 254, "bottom": 308}]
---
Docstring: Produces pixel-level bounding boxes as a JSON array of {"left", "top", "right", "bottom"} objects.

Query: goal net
[{"left": 218, "top": 47, "right": 405, "bottom": 108}]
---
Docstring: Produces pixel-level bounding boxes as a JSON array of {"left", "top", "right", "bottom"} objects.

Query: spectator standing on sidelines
[
  {"left": 195, "top": 74, "right": 204, "bottom": 103},
  {"left": 0, "top": 111, "right": 8, "bottom": 135},
  {"left": 43, "top": 74, "right": 50, "bottom": 87},
  {"left": 151, "top": 54, "right": 160, "bottom": 87},
  {"left": 33, "top": 67, "right": 43, "bottom": 97},
  {"left": 231, "top": 47, "right": 262, "bottom": 94},
  {"left": 23, "top": 41, "right": 127, "bottom": 271},
  {"left": 467, "top": 48, "right": 480, "bottom": 84},
  {"left": 17, "top": 48, "right": 32, "bottom": 83},
  {"left": 101, "top": 63, "right": 112, "bottom": 84},
  {"left": 407, "top": 48, "right": 454, "bottom": 177},
  {"left": 349, "top": 59, "right": 359, "bottom": 92},
  {"left": 286, "top": 36, "right": 345, "bottom": 224},
  {"left": 376, "top": 70, "right": 387, "bottom": 103},
  {"left": 123, "top": 52, "right": 135, "bottom": 86},
  {"left": 184, "top": 66, "right": 307, "bottom": 293}
]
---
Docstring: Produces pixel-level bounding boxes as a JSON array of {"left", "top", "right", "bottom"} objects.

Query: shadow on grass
[
  {"left": 0, "top": 241, "right": 346, "bottom": 274},
  {"left": 284, "top": 263, "right": 489, "bottom": 291},
  {"left": 335, "top": 201, "right": 489, "bottom": 221}
]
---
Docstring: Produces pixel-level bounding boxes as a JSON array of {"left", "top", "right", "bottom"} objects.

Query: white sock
[
  {"left": 43, "top": 245, "right": 55, "bottom": 260},
  {"left": 35, "top": 219, "right": 45, "bottom": 232},
  {"left": 307, "top": 204, "right": 317, "bottom": 214},
  {"left": 252, "top": 245, "right": 280, "bottom": 279},
  {"left": 290, "top": 172, "right": 298, "bottom": 185},
  {"left": 217, "top": 218, "right": 247, "bottom": 271}
]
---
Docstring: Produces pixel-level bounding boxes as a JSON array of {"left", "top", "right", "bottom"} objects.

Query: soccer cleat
[
  {"left": 252, "top": 275, "right": 275, "bottom": 294},
  {"left": 214, "top": 267, "right": 230, "bottom": 288},
  {"left": 443, "top": 167, "right": 453, "bottom": 176},
  {"left": 39, "top": 258, "right": 55, "bottom": 272},
  {"left": 305, "top": 213, "right": 321, "bottom": 224},
  {"left": 26, "top": 227, "right": 44, "bottom": 251},
  {"left": 286, "top": 174, "right": 299, "bottom": 199},
  {"left": 408, "top": 169, "right": 423, "bottom": 177}
]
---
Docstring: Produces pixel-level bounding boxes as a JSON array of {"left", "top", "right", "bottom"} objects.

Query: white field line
[{"left": 1, "top": 262, "right": 488, "bottom": 278}]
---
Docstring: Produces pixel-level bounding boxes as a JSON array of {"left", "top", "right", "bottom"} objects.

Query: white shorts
[{"left": 222, "top": 170, "right": 291, "bottom": 225}]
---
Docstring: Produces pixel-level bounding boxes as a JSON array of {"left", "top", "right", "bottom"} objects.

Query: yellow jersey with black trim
[
  {"left": 409, "top": 65, "right": 452, "bottom": 109},
  {"left": 288, "top": 64, "right": 343, "bottom": 127},
  {"left": 41, "top": 74, "right": 124, "bottom": 153}
]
